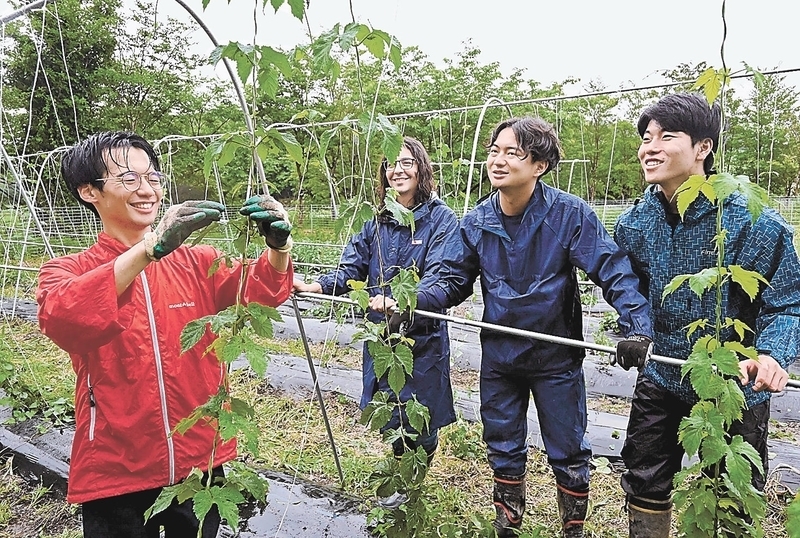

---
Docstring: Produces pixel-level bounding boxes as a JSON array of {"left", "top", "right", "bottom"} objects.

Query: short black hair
[
  {"left": 61, "top": 131, "right": 160, "bottom": 216},
  {"left": 487, "top": 116, "right": 562, "bottom": 176},
  {"left": 637, "top": 92, "right": 721, "bottom": 174}
]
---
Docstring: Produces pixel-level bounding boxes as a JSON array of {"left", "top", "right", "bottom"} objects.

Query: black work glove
[
  {"left": 615, "top": 335, "right": 653, "bottom": 371},
  {"left": 146, "top": 201, "right": 225, "bottom": 260},
  {"left": 239, "top": 194, "right": 293, "bottom": 252},
  {"left": 387, "top": 309, "right": 410, "bottom": 338}
]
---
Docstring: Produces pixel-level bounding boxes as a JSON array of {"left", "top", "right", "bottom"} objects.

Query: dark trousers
[
  {"left": 621, "top": 374, "right": 769, "bottom": 500},
  {"left": 480, "top": 360, "right": 592, "bottom": 490},
  {"left": 82, "top": 467, "right": 223, "bottom": 538}
]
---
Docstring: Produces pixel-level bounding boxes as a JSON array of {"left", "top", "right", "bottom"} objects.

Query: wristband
[
  {"left": 143, "top": 232, "right": 160, "bottom": 262},
  {"left": 268, "top": 235, "right": 293, "bottom": 253}
]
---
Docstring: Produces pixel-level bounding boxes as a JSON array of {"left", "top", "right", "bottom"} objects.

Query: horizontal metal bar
[{"left": 294, "top": 291, "right": 800, "bottom": 391}]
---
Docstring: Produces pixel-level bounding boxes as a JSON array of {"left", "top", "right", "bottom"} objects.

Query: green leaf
[
  {"left": 195, "top": 485, "right": 246, "bottom": 530},
  {"left": 266, "top": 129, "right": 304, "bottom": 165},
  {"left": 675, "top": 175, "right": 710, "bottom": 218},
  {"left": 387, "top": 362, "right": 406, "bottom": 397},
  {"left": 220, "top": 334, "right": 245, "bottom": 364},
  {"left": 390, "top": 267, "right": 419, "bottom": 313},
  {"left": 388, "top": 42, "right": 402, "bottom": 72},
  {"left": 384, "top": 188, "right": 415, "bottom": 232},
  {"left": 203, "top": 138, "right": 225, "bottom": 180},
  {"left": 785, "top": 493, "right": 800, "bottom": 537},
  {"left": 180, "top": 317, "right": 212, "bottom": 354},
  {"left": 360, "top": 394, "right": 393, "bottom": 430},
  {"left": 737, "top": 176, "right": 771, "bottom": 223},
  {"left": 693, "top": 67, "right": 729, "bottom": 103},
  {"left": 722, "top": 341, "right": 758, "bottom": 362},
  {"left": 259, "top": 45, "right": 292, "bottom": 78},
  {"left": 717, "top": 379, "right": 745, "bottom": 423},
  {"left": 685, "top": 318, "right": 709, "bottom": 339},
  {"left": 724, "top": 317, "right": 753, "bottom": 341},
  {"left": 662, "top": 274, "right": 691, "bottom": 301},
  {"left": 368, "top": 341, "right": 394, "bottom": 379},
  {"left": 286, "top": 0, "right": 305, "bottom": 19},
  {"left": 395, "top": 344, "right": 414, "bottom": 376},
  {"left": 699, "top": 435, "right": 727, "bottom": 465},
  {"left": 144, "top": 483, "right": 180, "bottom": 521},
  {"left": 242, "top": 335, "right": 269, "bottom": 377},
  {"left": 348, "top": 281, "right": 370, "bottom": 310},
  {"left": 220, "top": 42, "right": 255, "bottom": 85},
  {"left": 710, "top": 345, "right": 742, "bottom": 377},
  {"left": 230, "top": 396, "right": 255, "bottom": 418},
  {"left": 729, "top": 264, "right": 769, "bottom": 301},
  {"left": 248, "top": 303, "right": 282, "bottom": 338},
  {"left": 225, "top": 461, "right": 269, "bottom": 503},
  {"left": 708, "top": 172, "right": 739, "bottom": 202},
  {"left": 405, "top": 397, "right": 430, "bottom": 435},
  {"left": 233, "top": 229, "right": 248, "bottom": 256},
  {"left": 361, "top": 31, "right": 386, "bottom": 60},
  {"left": 256, "top": 65, "right": 279, "bottom": 99},
  {"left": 339, "top": 22, "right": 361, "bottom": 51},
  {"left": 678, "top": 401, "right": 724, "bottom": 457},
  {"left": 688, "top": 267, "right": 726, "bottom": 298}
]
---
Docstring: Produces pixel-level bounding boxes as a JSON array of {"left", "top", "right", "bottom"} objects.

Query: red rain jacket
[{"left": 36, "top": 233, "right": 293, "bottom": 503}]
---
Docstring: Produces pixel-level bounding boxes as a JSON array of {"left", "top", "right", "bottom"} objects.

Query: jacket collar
[
  {"left": 96, "top": 232, "right": 135, "bottom": 256},
  {"left": 643, "top": 184, "right": 717, "bottom": 224}
]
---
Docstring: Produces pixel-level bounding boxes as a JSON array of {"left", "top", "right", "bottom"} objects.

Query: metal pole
[
  {"left": 294, "top": 291, "right": 800, "bottom": 391},
  {"left": 171, "top": 0, "right": 268, "bottom": 195},
  {"left": 0, "top": 0, "right": 49, "bottom": 25},
  {"left": 290, "top": 296, "right": 346, "bottom": 488},
  {"left": 0, "top": 144, "right": 54, "bottom": 258}
]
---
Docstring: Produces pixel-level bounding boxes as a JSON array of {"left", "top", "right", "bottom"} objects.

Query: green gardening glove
[
  {"left": 239, "top": 194, "right": 293, "bottom": 252},
  {"left": 146, "top": 201, "right": 225, "bottom": 260}
]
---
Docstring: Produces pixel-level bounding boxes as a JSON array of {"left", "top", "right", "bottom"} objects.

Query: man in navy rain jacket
[
  {"left": 293, "top": 137, "right": 458, "bottom": 509},
  {"left": 441, "top": 117, "right": 653, "bottom": 537}
]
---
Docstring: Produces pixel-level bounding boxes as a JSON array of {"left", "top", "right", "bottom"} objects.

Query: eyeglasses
[
  {"left": 382, "top": 158, "right": 417, "bottom": 171},
  {"left": 95, "top": 171, "right": 166, "bottom": 191}
]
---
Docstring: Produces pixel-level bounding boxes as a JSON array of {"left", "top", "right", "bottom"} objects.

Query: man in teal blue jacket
[
  {"left": 615, "top": 92, "right": 800, "bottom": 537},
  {"left": 442, "top": 117, "right": 653, "bottom": 537}
]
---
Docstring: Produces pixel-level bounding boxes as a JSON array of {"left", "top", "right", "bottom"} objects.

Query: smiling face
[
  {"left": 386, "top": 146, "right": 420, "bottom": 207},
  {"left": 78, "top": 146, "right": 163, "bottom": 245},
  {"left": 487, "top": 127, "right": 547, "bottom": 195},
  {"left": 638, "top": 119, "right": 712, "bottom": 199}
]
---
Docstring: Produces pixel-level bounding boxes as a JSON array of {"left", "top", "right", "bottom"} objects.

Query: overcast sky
[
  {"left": 1, "top": 0, "right": 798, "bottom": 89},
  {"left": 164, "top": 0, "right": 800, "bottom": 89}
]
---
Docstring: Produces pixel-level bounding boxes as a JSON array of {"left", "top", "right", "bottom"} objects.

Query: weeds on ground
[
  {"left": 0, "top": 456, "right": 80, "bottom": 538},
  {"left": 0, "top": 319, "right": 74, "bottom": 429}
]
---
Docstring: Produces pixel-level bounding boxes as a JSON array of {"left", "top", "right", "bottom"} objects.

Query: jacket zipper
[
  {"left": 87, "top": 374, "right": 95, "bottom": 441},
  {"left": 141, "top": 271, "right": 176, "bottom": 485}
]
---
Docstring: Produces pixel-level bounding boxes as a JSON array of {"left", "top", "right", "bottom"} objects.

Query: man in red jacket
[{"left": 36, "top": 131, "right": 294, "bottom": 537}]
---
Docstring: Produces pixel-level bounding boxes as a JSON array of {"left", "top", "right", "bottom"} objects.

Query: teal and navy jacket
[{"left": 615, "top": 185, "right": 800, "bottom": 406}]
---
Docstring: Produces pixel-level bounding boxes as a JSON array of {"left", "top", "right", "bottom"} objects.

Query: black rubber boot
[
  {"left": 492, "top": 473, "right": 525, "bottom": 537},
  {"left": 628, "top": 496, "right": 672, "bottom": 538},
  {"left": 556, "top": 484, "right": 588, "bottom": 538}
]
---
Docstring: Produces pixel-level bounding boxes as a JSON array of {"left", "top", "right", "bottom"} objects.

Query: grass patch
[
  {"left": 0, "top": 319, "right": 74, "bottom": 428},
  {"left": 0, "top": 457, "right": 80, "bottom": 538},
  {"left": 0, "top": 317, "right": 796, "bottom": 536}
]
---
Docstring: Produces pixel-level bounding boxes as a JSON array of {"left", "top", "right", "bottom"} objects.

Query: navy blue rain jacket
[
  {"left": 317, "top": 197, "right": 459, "bottom": 431},
  {"left": 444, "top": 182, "right": 652, "bottom": 373}
]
